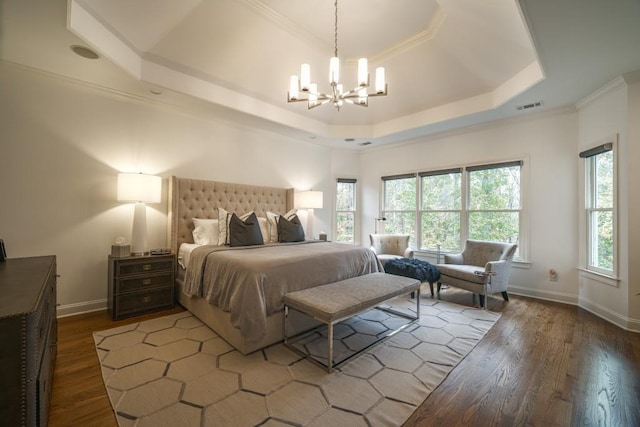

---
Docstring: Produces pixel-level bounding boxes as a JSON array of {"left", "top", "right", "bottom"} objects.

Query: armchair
[
  {"left": 436, "top": 240, "right": 517, "bottom": 309},
  {"left": 369, "top": 234, "right": 414, "bottom": 266}
]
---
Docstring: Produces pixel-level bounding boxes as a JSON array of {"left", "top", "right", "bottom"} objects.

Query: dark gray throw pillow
[
  {"left": 229, "top": 212, "right": 264, "bottom": 247},
  {"left": 277, "top": 214, "right": 305, "bottom": 242}
]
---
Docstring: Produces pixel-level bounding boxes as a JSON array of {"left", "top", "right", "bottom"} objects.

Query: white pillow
[
  {"left": 218, "top": 208, "right": 253, "bottom": 245},
  {"left": 258, "top": 217, "right": 270, "bottom": 243},
  {"left": 192, "top": 218, "right": 219, "bottom": 245},
  {"left": 266, "top": 211, "right": 279, "bottom": 243},
  {"left": 266, "top": 209, "right": 297, "bottom": 243}
]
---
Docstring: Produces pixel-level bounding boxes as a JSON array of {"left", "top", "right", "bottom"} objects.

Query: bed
[{"left": 168, "top": 176, "right": 383, "bottom": 354}]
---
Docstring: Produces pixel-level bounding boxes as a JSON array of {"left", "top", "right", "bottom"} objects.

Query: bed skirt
[{"left": 176, "top": 281, "right": 320, "bottom": 354}]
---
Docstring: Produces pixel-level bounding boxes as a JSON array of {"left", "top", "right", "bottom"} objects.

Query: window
[
  {"left": 382, "top": 174, "right": 417, "bottom": 243},
  {"left": 381, "top": 161, "right": 524, "bottom": 257},
  {"left": 467, "top": 162, "right": 521, "bottom": 253},
  {"left": 335, "top": 178, "right": 357, "bottom": 243},
  {"left": 582, "top": 143, "right": 615, "bottom": 275},
  {"left": 420, "top": 169, "right": 462, "bottom": 252}
]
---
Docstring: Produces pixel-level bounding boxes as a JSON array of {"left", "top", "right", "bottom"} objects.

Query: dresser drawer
[
  {"left": 25, "top": 265, "right": 56, "bottom": 381},
  {"left": 114, "top": 286, "right": 174, "bottom": 319},
  {"left": 117, "top": 272, "right": 174, "bottom": 293},
  {"left": 115, "top": 258, "right": 174, "bottom": 276}
]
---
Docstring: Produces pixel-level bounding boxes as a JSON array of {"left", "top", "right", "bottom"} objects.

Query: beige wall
[{"left": 0, "top": 62, "right": 332, "bottom": 315}]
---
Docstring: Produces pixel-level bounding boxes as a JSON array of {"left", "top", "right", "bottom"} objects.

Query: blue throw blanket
[{"left": 384, "top": 258, "right": 441, "bottom": 284}]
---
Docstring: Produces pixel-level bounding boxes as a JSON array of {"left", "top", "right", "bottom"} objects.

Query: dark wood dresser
[
  {"left": 108, "top": 253, "right": 176, "bottom": 320},
  {"left": 0, "top": 256, "right": 57, "bottom": 427}
]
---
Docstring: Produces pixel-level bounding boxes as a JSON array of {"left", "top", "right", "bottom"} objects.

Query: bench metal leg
[
  {"left": 283, "top": 305, "right": 289, "bottom": 344},
  {"left": 327, "top": 321, "right": 334, "bottom": 373},
  {"left": 284, "top": 286, "right": 421, "bottom": 373}
]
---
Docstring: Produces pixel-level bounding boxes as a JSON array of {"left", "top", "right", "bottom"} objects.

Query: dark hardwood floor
[{"left": 49, "top": 290, "right": 640, "bottom": 427}]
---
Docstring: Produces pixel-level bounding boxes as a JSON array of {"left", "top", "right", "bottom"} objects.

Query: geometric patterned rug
[{"left": 93, "top": 296, "right": 500, "bottom": 426}]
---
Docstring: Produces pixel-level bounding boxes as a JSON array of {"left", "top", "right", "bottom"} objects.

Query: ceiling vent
[
  {"left": 358, "top": 141, "right": 372, "bottom": 146},
  {"left": 516, "top": 101, "right": 543, "bottom": 111}
]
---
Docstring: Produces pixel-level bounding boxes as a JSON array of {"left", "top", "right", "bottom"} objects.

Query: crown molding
[
  {"left": 242, "top": 0, "right": 445, "bottom": 64},
  {"left": 575, "top": 76, "right": 627, "bottom": 110}
]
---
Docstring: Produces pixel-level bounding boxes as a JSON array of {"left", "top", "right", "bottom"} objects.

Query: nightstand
[{"left": 107, "top": 253, "right": 176, "bottom": 320}]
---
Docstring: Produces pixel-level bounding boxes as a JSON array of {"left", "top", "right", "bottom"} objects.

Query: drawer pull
[
  {"left": 143, "top": 264, "right": 152, "bottom": 271},
  {"left": 142, "top": 296, "right": 151, "bottom": 303},
  {"left": 142, "top": 279, "right": 152, "bottom": 285}
]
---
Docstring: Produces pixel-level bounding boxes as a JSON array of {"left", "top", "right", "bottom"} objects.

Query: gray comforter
[{"left": 183, "top": 241, "right": 383, "bottom": 345}]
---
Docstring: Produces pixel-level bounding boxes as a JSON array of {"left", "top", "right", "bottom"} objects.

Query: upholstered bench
[
  {"left": 384, "top": 258, "right": 441, "bottom": 297},
  {"left": 283, "top": 272, "right": 420, "bottom": 372}
]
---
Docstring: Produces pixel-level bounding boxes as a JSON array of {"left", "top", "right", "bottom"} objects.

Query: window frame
[
  {"left": 419, "top": 168, "right": 463, "bottom": 253},
  {"left": 334, "top": 178, "right": 358, "bottom": 244},
  {"left": 466, "top": 161, "right": 523, "bottom": 257},
  {"left": 381, "top": 173, "right": 418, "bottom": 244},
  {"left": 381, "top": 160, "right": 526, "bottom": 261},
  {"left": 581, "top": 141, "right": 617, "bottom": 277}
]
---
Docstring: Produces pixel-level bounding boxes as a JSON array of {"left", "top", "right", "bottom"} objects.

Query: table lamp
[{"left": 117, "top": 173, "right": 162, "bottom": 255}]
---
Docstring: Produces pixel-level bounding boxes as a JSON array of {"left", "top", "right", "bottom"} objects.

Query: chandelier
[{"left": 287, "top": 0, "right": 387, "bottom": 111}]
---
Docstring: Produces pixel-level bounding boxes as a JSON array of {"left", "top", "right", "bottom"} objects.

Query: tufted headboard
[{"left": 167, "top": 176, "right": 294, "bottom": 253}]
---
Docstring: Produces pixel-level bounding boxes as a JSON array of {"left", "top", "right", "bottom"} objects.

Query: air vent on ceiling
[
  {"left": 516, "top": 101, "right": 543, "bottom": 111},
  {"left": 358, "top": 141, "right": 372, "bottom": 146}
]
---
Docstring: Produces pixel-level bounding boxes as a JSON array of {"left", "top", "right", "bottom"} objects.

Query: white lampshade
[
  {"left": 295, "top": 190, "right": 323, "bottom": 209},
  {"left": 117, "top": 173, "right": 162, "bottom": 203}
]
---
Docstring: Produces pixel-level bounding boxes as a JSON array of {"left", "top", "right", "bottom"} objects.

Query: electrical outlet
[{"left": 549, "top": 268, "right": 558, "bottom": 282}]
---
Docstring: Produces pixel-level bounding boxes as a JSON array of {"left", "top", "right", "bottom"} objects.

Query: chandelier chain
[{"left": 334, "top": 0, "right": 338, "bottom": 58}]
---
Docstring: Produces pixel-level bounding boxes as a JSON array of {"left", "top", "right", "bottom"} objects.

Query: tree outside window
[
  {"left": 585, "top": 146, "right": 614, "bottom": 274},
  {"left": 335, "top": 179, "right": 356, "bottom": 243},
  {"left": 381, "top": 161, "right": 523, "bottom": 258},
  {"left": 467, "top": 163, "right": 521, "bottom": 255},
  {"left": 382, "top": 174, "right": 416, "bottom": 244},
  {"left": 420, "top": 169, "right": 462, "bottom": 252}
]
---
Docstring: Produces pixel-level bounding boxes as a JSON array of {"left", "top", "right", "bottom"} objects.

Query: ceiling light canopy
[{"left": 287, "top": 0, "right": 387, "bottom": 111}]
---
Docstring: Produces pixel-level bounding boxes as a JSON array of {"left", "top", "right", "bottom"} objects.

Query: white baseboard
[
  {"left": 56, "top": 298, "right": 107, "bottom": 318},
  {"left": 578, "top": 297, "right": 640, "bottom": 333},
  {"left": 510, "top": 286, "right": 639, "bottom": 333},
  {"left": 508, "top": 285, "right": 579, "bottom": 305}
]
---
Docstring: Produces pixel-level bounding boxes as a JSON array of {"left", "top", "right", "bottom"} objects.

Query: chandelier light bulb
[
  {"left": 309, "top": 83, "right": 318, "bottom": 104},
  {"left": 357, "top": 58, "right": 368, "bottom": 87},
  {"left": 301, "top": 64, "right": 311, "bottom": 91},
  {"left": 358, "top": 87, "right": 367, "bottom": 105},
  {"left": 375, "top": 67, "right": 386, "bottom": 94},
  {"left": 329, "top": 57, "right": 340, "bottom": 85},
  {"left": 289, "top": 75, "right": 299, "bottom": 100}
]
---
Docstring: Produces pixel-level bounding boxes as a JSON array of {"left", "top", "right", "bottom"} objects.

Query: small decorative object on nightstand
[{"left": 107, "top": 253, "right": 176, "bottom": 320}]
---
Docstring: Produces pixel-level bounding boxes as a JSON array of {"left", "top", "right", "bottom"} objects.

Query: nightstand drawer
[
  {"left": 117, "top": 273, "right": 174, "bottom": 293},
  {"left": 108, "top": 253, "right": 176, "bottom": 320},
  {"left": 114, "top": 286, "right": 174, "bottom": 318},
  {"left": 116, "top": 258, "right": 174, "bottom": 276}
]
